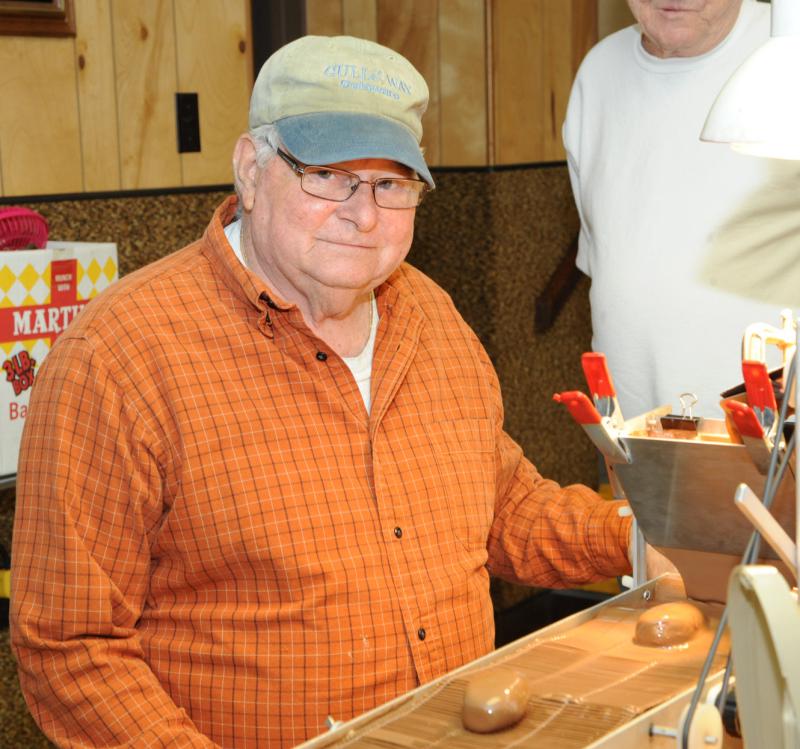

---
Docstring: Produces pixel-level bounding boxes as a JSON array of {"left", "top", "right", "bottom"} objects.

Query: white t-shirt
[
  {"left": 224, "top": 219, "right": 378, "bottom": 411},
  {"left": 563, "top": 0, "right": 783, "bottom": 418}
]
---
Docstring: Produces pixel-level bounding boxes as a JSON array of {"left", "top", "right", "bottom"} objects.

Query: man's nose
[{"left": 338, "top": 181, "right": 379, "bottom": 228}]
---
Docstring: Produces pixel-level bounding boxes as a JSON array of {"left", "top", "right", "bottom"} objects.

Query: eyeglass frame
[{"left": 274, "top": 147, "right": 432, "bottom": 209}]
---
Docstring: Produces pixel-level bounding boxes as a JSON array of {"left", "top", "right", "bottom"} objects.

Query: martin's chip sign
[{"left": 0, "top": 241, "right": 118, "bottom": 476}]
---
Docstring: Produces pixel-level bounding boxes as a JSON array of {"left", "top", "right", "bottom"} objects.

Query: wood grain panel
[
  {"left": 111, "top": 0, "right": 181, "bottom": 189},
  {"left": 74, "top": 0, "right": 120, "bottom": 192},
  {"left": 306, "top": 0, "right": 343, "bottom": 36},
  {"left": 0, "top": 35, "right": 82, "bottom": 196},
  {"left": 342, "top": 0, "right": 377, "bottom": 40},
  {"left": 540, "top": 4, "right": 574, "bottom": 161},
  {"left": 175, "top": 0, "right": 251, "bottom": 186},
  {"left": 572, "top": 0, "right": 598, "bottom": 74},
  {"left": 492, "top": 0, "right": 539, "bottom": 164},
  {"left": 493, "top": 0, "right": 593, "bottom": 164},
  {"left": 438, "top": 0, "right": 487, "bottom": 166},
  {"left": 599, "top": 0, "right": 634, "bottom": 40},
  {"left": 376, "top": 0, "right": 440, "bottom": 166}
]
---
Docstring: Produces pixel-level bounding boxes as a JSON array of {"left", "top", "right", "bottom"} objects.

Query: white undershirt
[
  {"left": 224, "top": 219, "right": 378, "bottom": 411},
  {"left": 224, "top": 218, "right": 246, "bottom": 265}
]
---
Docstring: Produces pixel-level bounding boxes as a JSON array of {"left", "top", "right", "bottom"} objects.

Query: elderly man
[
  {"left": 563, "top": 0, "right": 782, "bottom": 420},
  {"left": 12, "top": 36, "right": 636, "bottom": 748}
]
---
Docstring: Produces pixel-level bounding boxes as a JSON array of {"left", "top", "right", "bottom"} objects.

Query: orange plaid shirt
[{"left": 11, "top": 197, "right": 631, "bottom": 748}]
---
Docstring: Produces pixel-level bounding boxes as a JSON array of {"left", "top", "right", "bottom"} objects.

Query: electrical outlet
[{"left": 175, "top": 93, "right": 201, "bottom": 153}]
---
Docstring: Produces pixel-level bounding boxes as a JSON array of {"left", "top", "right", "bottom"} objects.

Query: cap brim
[{"left": 275, "top": 112, "right": 434, "bottom": 189}]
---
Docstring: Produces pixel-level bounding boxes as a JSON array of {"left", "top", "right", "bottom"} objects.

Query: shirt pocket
[{"left": 423, "top": 417, "right": 495, "bottom": 552}]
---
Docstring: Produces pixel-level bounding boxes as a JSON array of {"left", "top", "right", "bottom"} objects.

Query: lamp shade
[
  {"left": 701, "top": 0, "right": 800, "bottom": 160},
  {"left": 699, "top": 0, "right": 800, "bottom": 307}
]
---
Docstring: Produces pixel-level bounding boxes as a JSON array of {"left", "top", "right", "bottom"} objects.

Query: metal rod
[
  {"left": 681, "top": 353, "right": 796, "bottom": 748},
  {"left": 680, "top": 608, "right": 730, "bottom": 748},
  {"left": 796, "top": 316, "right": 799, "bottom": 587}
]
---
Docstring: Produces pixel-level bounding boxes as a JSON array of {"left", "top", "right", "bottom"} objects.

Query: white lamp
[{"left": 701, "top": 0, "right": 800, "bottom": 159}]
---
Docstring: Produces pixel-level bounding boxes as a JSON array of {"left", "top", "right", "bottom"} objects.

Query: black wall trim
[
  {"left": 0, "top": 184, "right": 234, "bottom": 206},
  {"left": 432, "top": 160, "right": 567, "bottom": 175},
  {"left": 0, "top": 161, "right": 570, "bottom": 206}
]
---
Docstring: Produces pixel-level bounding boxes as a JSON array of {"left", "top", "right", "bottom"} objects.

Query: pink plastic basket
[{"left": 0, "top": 207, "right": 49, "bottom": 250}]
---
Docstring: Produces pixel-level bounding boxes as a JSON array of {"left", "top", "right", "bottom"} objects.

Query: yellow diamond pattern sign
[
  {"left": 0, "top": 241, "right": 118, "bottom": 476},
  {"left": 87, "top": 258, "right": 102, "bottom": 284},
  {"left": 0, "top": 266, "right": 16, "bottom": 293},
  {"left": 19, "top": 264, "right": 42, "bottom": 292}
]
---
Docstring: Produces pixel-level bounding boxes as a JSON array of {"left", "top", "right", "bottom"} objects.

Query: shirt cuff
[{"left": 585, "top": 499, "right": 633, "bottom": 578}]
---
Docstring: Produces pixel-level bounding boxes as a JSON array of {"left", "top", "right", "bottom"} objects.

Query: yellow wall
[
  {"left": 599, "top": 0, "right": 635, "bottom": 40},
  {"left": 0, "top": 0, "right": 629, "bottom": 197},
  {"left": 491, "top": 0, "right": 597, "bottom": 164},
  {"left": 307, "top": 0, "right": 601, "bottom": 167},
  {"left": 0, "top": 0, "right": 252, "bottom": 197}
]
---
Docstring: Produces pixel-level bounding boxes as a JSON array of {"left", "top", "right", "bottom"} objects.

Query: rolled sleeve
[{"left": 487, "top": 428, "right": 632, "bottom": 588}]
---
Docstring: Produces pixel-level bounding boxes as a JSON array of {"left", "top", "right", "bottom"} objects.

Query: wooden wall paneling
[
  {"left": 74, "top": 0, "right": 121, "bottom": 192},
  {"left": 491, "top": 0, "right": 540, "bottom": 164},
  {"left": 174, "top": 0, "right": 251, "bottom": 186},
  {"left": 376, "top": 0, "right": 440, "bottom": 166},
  {"left": 598, "top": 0, "right": 634, "bottom": 40},
  {"left": 571, "top": 0, "right": 598, "bottom": 75},
  {"left": 342, "top": 0, "right": 377, "bottom": 40},
  {"left": 0, "top": 35, "right": 83, "bottom": 196},
  {"left": 493, "top": 0, "right": 592, "bottom": 164},
  {"left": 438, "top": 0, "right": 487, "bottom": 166},
  {"left": 306, "top": 0, "right": 344, "bottom": 36},
  {"left": 539, "top": 3, "right": 575, "bottom": 162},
  {"left": 111, "top": 0, "right": 181, "bottom": 189}
]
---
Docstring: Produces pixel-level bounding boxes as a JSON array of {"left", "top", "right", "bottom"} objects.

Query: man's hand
[{"left": 645, "top": 543, "right": 681, "bottom": 583}]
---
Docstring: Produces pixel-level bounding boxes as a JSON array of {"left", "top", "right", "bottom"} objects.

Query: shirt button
[
  {"left": 393, "top": 527, "right": 403, "bottom": 539},
  {"left": 417, "top": 628, "right": 426, "bottom": 641},
  {"left": 316, "top": 351, "right": 328, "bottom": 361}
]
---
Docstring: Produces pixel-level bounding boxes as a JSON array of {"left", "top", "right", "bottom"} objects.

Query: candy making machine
[{"left": 294, "top": 314, "right": 799, "bottom": 749}]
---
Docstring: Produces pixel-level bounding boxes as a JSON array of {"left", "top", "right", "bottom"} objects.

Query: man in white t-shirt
[{"left": 563, "top": 0, "right": 782, "bottom": 419}]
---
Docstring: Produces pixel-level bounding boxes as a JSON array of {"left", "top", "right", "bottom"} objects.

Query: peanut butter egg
[
  {"left": 634, "top": 601, "right": 706, "bottom": 647},
  {"left": 462, "top": 667, "right": 530, "bottom": 733}
]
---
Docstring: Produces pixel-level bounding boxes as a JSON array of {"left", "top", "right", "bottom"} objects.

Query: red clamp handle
[
  {"left": 553, "top": 390, "right": 602, "bottom": 425},
  {"left": 581, "top": 352, "right": 616, "bottom": 399},
  {"left": 722, "top": 398, "right": 764, "bottom": 440},
  {"left": 742, "top": 360, "right": 777, "bottom": 413}
]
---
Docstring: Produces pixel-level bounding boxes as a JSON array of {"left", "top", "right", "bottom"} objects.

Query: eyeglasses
[{"left": 275, "top": 148, "right": 431, "bottom": 210}]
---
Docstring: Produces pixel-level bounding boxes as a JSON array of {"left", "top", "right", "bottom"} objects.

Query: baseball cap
[{"left": 249, "top": 35, "right": 434, "bottom": 188}]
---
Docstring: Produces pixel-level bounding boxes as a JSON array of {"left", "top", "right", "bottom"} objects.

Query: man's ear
[{"left": 233, "top": 134, "right": 259, "bottom": 213}]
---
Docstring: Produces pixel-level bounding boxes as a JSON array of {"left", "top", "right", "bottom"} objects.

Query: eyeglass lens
[{"left": 302, "top": 166, "right": 426, "bottom": 209}]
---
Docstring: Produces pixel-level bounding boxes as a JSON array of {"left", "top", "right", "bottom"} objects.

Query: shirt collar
[{"left": 202, "top": 196, "right": 291, "bottom": 316}]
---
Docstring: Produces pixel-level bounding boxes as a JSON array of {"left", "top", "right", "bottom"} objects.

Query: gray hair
[{"left": 250, "top": 123, "right": 281, "bottom": 167}]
